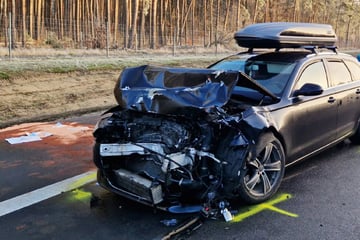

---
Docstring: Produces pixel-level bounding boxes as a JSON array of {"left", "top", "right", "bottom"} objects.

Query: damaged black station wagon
[{"left": 93, "top": 23, "right": 360, "bottom": 212}]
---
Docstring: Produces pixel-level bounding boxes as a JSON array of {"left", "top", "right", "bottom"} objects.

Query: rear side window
[
  {"left": 327, "top": 60, "right": 352, "bottom": 86},
  {"left": 344, "top": 60, "right": 360, "bottom": 81},
  {"left": 295, "top": 61, "right": 328, "bottom": 90}
]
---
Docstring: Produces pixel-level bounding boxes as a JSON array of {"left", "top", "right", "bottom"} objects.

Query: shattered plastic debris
[
  {"left": 54, "top": 122, "right": 89, "bottom": 132},
  {"left": 218, "top": 201, "right": 233, "bottom": 222},
  {"left": 160, "top": 219, "right": 178, "bottom": 227},
  {"left": 221, "top": 208, "right": 233, "bottom": 222},
  {"left": 161, "top": 216, "right": 203, "bottom": 240},
  {"left": 54, "top": 122, "right": 64, "bottom": 128},
  {"left": 5, "top": 132, "right": 52, "bottom": 144}
]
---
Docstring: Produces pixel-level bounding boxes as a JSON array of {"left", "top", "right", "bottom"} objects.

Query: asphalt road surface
[{"left": 0, "top": 112, "right": 359, "bottom": 240}]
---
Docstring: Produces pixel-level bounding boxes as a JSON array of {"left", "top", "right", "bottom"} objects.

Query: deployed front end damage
[{"left": 93, "top": 65, "right": 270, "bottom": 211}]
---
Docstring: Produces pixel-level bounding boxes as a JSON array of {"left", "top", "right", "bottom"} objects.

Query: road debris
[
  {"left": 160, "top": 219, "right": 178, "bottom": 227},
  {"left": 2, "top": 121, "right": 92, "bottom": 144},
  {"left": 161, "top": 215, "right": 203, "bottom": 240},
  {"left": 5, "top": 131, "right": 52, "bottom": 144}
]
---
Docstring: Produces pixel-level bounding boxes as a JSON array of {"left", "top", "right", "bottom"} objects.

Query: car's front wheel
[{"left": 237, "top": 132, "right": 285, "bottom": 204}]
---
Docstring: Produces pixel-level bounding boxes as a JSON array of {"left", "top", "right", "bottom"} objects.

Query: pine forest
[{"left": 1, "top": 0, "right": 360, "bottom": 50}]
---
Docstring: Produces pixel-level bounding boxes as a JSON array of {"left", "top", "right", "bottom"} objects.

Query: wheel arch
[
  {"left": 349, "top": 117, "right": 360, "bottom": 144},
  {"left": 236, "top": 127, "right": 286, "bottom": 204},
  {"left": 264, "top": 126, "right": 287, "bottom": 159}
]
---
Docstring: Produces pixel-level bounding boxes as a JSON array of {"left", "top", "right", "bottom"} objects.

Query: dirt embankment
[{"left": 0, "top": 70, "right": 118, "bottom": 128}]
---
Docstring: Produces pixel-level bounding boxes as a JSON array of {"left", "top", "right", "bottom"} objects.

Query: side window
[
  {"left": 327, "top": 60, "right": 352, "bottom": 86},
  {"left": 295, "top": 61, "right": 328, "bottom": 90},
  {"left": 344, "top": 60, "right": 360, "bottom": 81}
]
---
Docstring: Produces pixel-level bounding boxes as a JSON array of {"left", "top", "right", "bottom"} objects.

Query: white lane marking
[{"left": 0, "top": 170, "right": 97, "bottom": 217}]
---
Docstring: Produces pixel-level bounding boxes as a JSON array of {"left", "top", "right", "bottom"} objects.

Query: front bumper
[{"left": 97, "top": 169, "right": 166, "bottom": 208}]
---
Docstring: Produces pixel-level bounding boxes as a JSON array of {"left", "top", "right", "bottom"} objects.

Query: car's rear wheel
[
  {"left": 237, "top": 132, "right": 285, "bottom": 204},
  {"left": 349, "top": 123, "right": 360, "bottom": 144}
]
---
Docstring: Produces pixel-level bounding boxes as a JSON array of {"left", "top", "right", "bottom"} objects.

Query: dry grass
[
  {"left": 0, "top": 43, "right": 238, "bottom": 58},
  {"left": 0, "top": 45, "right": 236, "bottom": 78}
]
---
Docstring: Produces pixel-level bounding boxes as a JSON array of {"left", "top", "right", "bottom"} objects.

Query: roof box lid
[{"left": 234, "top": 22, "right": 337, "bottom": 49}]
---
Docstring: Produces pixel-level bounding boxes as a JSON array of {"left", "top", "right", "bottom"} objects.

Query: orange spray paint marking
[{"left": 0, "top": 121, "right": 95, "bottom": 179}]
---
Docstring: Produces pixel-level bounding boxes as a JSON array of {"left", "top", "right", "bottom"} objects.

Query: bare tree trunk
[
  {"left": 252, "top": 0, "right": 258, "bottom": 23},
  {"left": 11, "top": 0, "right": 16, "bottom": 48},
  {"left": 114, "top": 0, "right": 119, "bottom": 45},
  {"left": 180, "top": 0, "right": 193, "bottom": 46},
  {"left": 58, "top": 0, "right": 63, "bottom": 39},
  {"left": 90, "top": 0, "right": 94, "bottom": 38},
  {"left": 29, "top": 0, "right": 34, "bottom": 39},
  {"left": 128, "top": 0, "right": 139, "bottom": 49},
  {"left": 191, "top": 0, "right": 195, "bottom": 46},
  {"left": 70, "top": 0, "right": 75, "bottom": 42},
  {"left": 159, "top": 0, "right": 167, "bottom": 46},
  {"left": 176, "top": 0, "right": 180, "bottom": 45},
  {"left": 22, "top": 0, "right": 26, "bottom": 47},
  {"left": 203, "top": 0, "right": 207, "bottom": 46},
  {"left": 150, "top": 0, "right": 158, "bottom": 49},
  {"left": 139, "top": 0, "right": 145, "bottom": 49},
  {"left": 106, "top": 0, "right": 111, "bottom": 47},
  {"left": 36, "top": 0, "right": 42, "bottom": 40},
  {"left": 215, "top": 0, "right": 219, "bottom": 48},
  {"left": 76, "top": 0, "right": 81, "bottom": 43},
  {"left": 223, "top": 0, "right": 230, "bottom": 31},
  {"left": 264, "top": 0, "right": 269, "bottom": 22},
  {"left": 124, "top": 0, "right": 129, "bottom": 49},
  {"left": 209, "top": 0, "right": 213, "bottom": 45},
  {"left": 236, "top": 0, "right": 241, "bottom": 30},
  {"left": 292, "top": 0, "right": 298, "bottom": 22},
  {"left": 84, "top": 0, "right": 90, "bottom": 45},
  {"left": 3, "top": 0, "right": 8, "bottom": 47},
  {"left": 41, "top": 0, "right": 45, "bottom": 40}
]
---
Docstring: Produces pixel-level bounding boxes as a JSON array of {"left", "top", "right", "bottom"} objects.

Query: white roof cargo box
[{"left": 234, "top": 22, "right": 337, "bottom": 49}]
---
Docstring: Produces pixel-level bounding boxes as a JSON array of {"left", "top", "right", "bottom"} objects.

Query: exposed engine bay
[{"left": 93, "top": 65, "right": 274, "bottom": 212}]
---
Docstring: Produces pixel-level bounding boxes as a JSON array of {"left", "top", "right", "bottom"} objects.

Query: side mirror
[{"left": 293, "top": 83, "right": 323, "bottom": 97}]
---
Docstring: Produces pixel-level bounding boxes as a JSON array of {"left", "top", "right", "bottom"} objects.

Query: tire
[
  {"left": 349, "top": 124, "right": 360, "bottom": 145},
  {"left": 237, "top": 132, "right": 285, "bottom": 204}
]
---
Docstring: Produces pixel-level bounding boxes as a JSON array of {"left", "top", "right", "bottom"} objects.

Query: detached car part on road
[{"left": 93, "top": 23, "right": 360, "bottom": 211}]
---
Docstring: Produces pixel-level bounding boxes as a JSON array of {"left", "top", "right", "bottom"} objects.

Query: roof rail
[
  {"left": 303, "top": 45, "right": 338, "bottom": 54},
  {"left": 247, "top": 45, "right": 338, "bottom": 54}
]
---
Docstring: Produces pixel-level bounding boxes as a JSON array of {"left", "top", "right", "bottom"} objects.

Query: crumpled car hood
[{"left": 114, "top": 65, "right": 277, "bottom": 114}]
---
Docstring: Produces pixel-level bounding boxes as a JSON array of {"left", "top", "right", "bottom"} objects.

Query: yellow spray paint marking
[
  {"left": 67, "top": 171, "right": 97, "bottom": 191},
  {"left": 232, "top": 193, "right": 298, "bottom": 223},
  {"left": 71, "top": 189, "right": 92, "bottom": 202},
  {"left": 66, "top": 171, "right": 96, "bottom": 204}
]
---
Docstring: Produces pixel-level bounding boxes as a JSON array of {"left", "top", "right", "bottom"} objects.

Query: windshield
[
  {"left": 210, "top": 58, "right": 247, "bottom": 71},
  {"left": 243, "top": 61, "right": 296, "bottom": 95},
  {"left": 209, "top": 53, "right": 256, "bottom": 72},
  {"left": 210, "top": 55, "right": 298, "bottom": 96}
]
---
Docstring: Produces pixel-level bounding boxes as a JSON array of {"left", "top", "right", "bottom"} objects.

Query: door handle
[
  {"left": 328, "top": 97, "right": 336, "bottom": 103},
  {"left": 356, "top": 89, "right": 360, "bottom": 94}
]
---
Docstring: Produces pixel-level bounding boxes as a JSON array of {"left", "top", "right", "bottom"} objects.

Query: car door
[
  {"left": 324, "top": 59, "right": 357, "bottom": 139},
  {"left": 286, "top": 60, "right": 338, "bottom": 162},
  {"left": 344, "top": 59, "right": 360, "bottom": 130}
]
